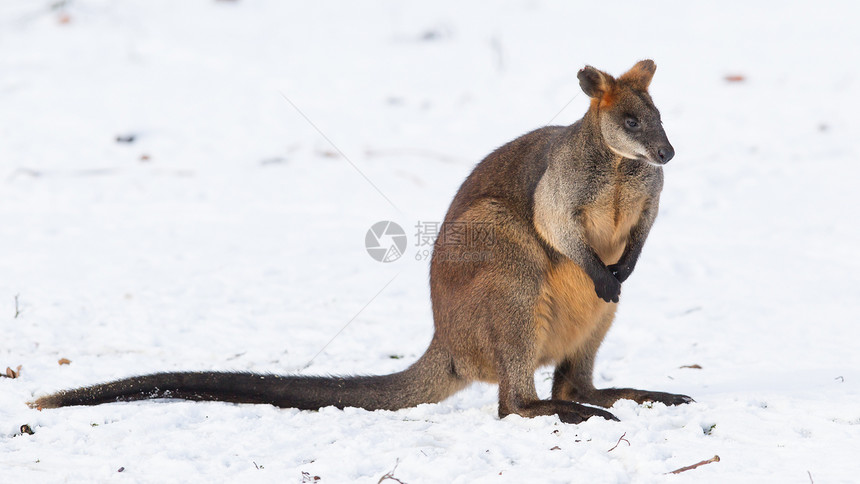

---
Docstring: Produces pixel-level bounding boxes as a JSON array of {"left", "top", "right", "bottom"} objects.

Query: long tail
[{"left": 30, "top": 343, "right": 465, "bottom": 411}]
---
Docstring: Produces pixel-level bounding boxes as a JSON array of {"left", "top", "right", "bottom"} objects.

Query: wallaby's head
[{"left": 577, "top": 60, "right": 674, "bottom": 165}]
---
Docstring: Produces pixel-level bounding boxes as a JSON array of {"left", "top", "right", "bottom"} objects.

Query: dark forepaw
[
  {"left": 607, "top": 262, "right": 632, "bottom": 284},
  {"left": 559, "top": 406, "right": 619, "bottom": 424},
  {"left": 593, "top": 275, "right": 621, "bottom": 303}
]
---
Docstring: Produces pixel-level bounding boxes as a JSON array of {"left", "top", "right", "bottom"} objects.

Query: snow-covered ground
[{"left": 2, "top": 1, "right": 859, "bottom": 482}]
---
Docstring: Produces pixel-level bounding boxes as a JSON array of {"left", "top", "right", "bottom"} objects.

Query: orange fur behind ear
[
  {"left": 588, "top": 79, "right": 620, "bottom": 109},
  {"left": 598, "top": 87, "right": 617, "bottom": 108}
]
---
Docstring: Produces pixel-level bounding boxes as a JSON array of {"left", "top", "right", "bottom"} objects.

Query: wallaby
[{"left": 31, "top": 60, "right": 691, "bottom": 423}]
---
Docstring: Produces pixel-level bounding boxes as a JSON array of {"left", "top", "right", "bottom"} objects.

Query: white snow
[{"left": 2, "top": 0, "right": 859, "bottom": 482}]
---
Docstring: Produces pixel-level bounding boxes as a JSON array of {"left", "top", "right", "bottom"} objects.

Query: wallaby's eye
[{"left": 625, "top": 118, "right": 640, "bottom": 130}]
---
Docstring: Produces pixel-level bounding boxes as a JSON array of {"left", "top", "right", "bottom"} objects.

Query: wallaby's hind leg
[
  {"left": 551, "top": 311, "right": 693, "bottom": 408},
  {"left": 435, "top": 203, "right": 616, "bottom": 424},
  {"left": 490, "top": 296, "right": 617, "bottom": 423},
  {"left": 496, "top": 347, "right": 618, "bottom": 424}
]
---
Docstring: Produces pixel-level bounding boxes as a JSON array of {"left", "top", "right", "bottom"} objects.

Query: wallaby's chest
[{"left": 582, "top": 178, "right": 649, "bottom": 264}]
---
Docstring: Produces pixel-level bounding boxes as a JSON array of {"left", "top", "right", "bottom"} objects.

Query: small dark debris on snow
[
  {"left": 421, "top": 30, "right": 442, "bottom": 41},
  {"left": 7, "top": 168, "right": 42, "bottom": 181},
  {"left": 115, "top": 134, "right": 136, "bottom": 143},
  {"left": 415, "top": 25, "right": 452, "bottom": 42},
  {"left": 724, "top": 74, "right": 746, "bottom": 83},
  {"left": 680, "top": 364, "right": 702, "bottom": 369},
  {"left": 140, "top": 154, "right": 151, "bottom": 162},
  {"left": 301, "top": 471, "right": 321, "bottom": 482},
  {"left": 550, "top": 446, "right": 561, "bottom": 450},
  {"left": 58, "top": 358, "right": 71, "bottom": 365},
  {"left": 117, "top": 467, "right": 125, "bottom": 473}
]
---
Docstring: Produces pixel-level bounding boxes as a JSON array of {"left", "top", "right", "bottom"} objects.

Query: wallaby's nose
[{"left": 657, "top": 145, "right": 675, "bottom": 164}]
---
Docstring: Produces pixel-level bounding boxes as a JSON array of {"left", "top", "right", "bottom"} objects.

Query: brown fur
[
  {"left": 534, "top": 260, "right": 614, "bottom": 367},
  {"left": 31, "top": 60, "right": 689, "bottom": 424}
]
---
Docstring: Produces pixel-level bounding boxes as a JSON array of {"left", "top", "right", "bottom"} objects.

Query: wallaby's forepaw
[
  {"left": 607, "top": 262, "right": 633, "bottom": 284},
  {"left": 593, "top": 276, "right": 621, "bottom": 303},
  {"left": 559, "top": 406, "right": 619, "bottom": 424}
]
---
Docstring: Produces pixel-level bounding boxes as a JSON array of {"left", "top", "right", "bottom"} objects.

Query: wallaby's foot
[
  {"left": 572, "top": 388, "right": 694, "bottom": 408},
  {"left": 632, "top": 390, "right": 694, "bottom": 406},
  {"left": 557, "top": 404, "right": 619, "bottom": 424},
  {"left": 500, "top": 400, "right": 619, "bottom": 424}
]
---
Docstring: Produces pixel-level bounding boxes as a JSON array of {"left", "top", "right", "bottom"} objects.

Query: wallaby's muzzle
[{"left": 657, "top": 144, "right": 675, "bottom": 164}]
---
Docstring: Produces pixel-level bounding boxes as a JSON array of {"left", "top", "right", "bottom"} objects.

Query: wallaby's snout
[
  {"left": 648, "top": 131, "right": 674, "bottom": 165},
  {"left": 657, "top": 144, "right": 674, "bottom": 164},
  {"left": 633, "top": 121, "right": 673, "bottom": 166}
]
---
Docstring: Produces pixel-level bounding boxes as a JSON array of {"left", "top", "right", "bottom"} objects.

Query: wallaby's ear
[
  {"left": 577, "top": 66, "right": 616, "bottom": 99},
  {"left": 619, "top": 60, "right": 656, "bottom": 90}
]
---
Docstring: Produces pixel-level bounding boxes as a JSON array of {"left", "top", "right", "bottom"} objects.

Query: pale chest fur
[{"left": 582, "top": 179, "right": 647, "bottom": 265}]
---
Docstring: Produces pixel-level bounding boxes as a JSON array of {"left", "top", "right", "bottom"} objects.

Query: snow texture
[{"left": 2, "top": 1, "right": 859, "bottom": 482}]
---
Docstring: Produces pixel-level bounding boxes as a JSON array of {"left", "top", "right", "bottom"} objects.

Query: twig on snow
[
  {"left": 378, "top": 459, "right": 406, "bottom": 484},
  {"left": 607, "top": 432, "right": 630, "bottom": 452},
  {"left": 300, "top": 471, "right": 319, "bottom": 482},
  {"left": 666, "top": 455, "right": 720, "bottom": 474}
]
